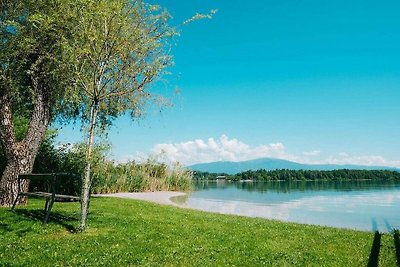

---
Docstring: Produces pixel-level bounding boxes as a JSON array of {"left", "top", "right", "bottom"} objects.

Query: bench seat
[
  {"left": 20, "top": 192, "right": 81, "bottom": 202},
  {"left": 11, "top": 173, "right": 80, "bottom": 223}
]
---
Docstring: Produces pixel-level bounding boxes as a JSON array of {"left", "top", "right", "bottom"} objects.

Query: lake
[{"left": 172, "top": 180, "right": 400, "bottom": 232}]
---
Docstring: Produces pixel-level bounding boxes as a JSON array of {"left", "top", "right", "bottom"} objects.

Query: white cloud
[
  {"left": 152, "top": 135, "right": 289, "bottom": 166},
  {"left": 302, "top": 150, "right": 321, "bottom": 156},
  {"left": 119, "top": 135, "right": 400, "bottom": 168},
  {"left": 325, "top": 154, "right": 400, "bottom": 168}
]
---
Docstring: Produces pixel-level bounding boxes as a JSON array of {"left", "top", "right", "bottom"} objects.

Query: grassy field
[{"left": 1, "top": 197, "right": 398, "bottom": 266}]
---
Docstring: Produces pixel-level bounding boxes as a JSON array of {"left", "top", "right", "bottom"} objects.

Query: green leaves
[
  {"left": 0, "top": 0, "right": 80, "bottom": 122},
  {"left": 64, "top": 0, "right": 176, "bottom": 129}
]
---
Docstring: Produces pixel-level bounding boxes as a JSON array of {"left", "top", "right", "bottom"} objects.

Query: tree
[
  {"left": 61, "top": 0, "right": 176, "bottom": 230},
  {"left": 0, "top": 0, "right": 74, "bottom": 206},
  {"left": 1, "top": 0, "right": 215, "bottom": 224}
]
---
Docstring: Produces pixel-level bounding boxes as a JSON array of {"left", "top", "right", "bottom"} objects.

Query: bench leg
[
  {"left": 43, "top": 197, "right": 55, "bottom": 223},
  {"left": 11, "top": 194, "right": 21, "bottom": 210}
]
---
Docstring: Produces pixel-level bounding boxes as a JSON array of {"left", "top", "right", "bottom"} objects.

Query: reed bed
[
  {"left": 91, "top": 160, "right": 193, "bottom": 193},
  {"left": 31, "top": 142, "right": 193, "bottom": 194}
]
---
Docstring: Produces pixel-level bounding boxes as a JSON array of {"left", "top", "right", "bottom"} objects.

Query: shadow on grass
[
  {"left": 367, "top": 231, "right": 381, "bottom": 267},
  {"left": 11, "top": 209, "right": 77, "bottom": 232},
  {"left": 384, "top": 219, "right": 394, "bottom": 233},
  {"left": 393, "top": 230, "right": 400, "bottom": 267},
  {"left": 0, "top": 223, "right": 11, "bottom": 233}
]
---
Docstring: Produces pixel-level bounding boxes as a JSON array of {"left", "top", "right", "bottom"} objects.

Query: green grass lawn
[{"left": 0, "top": 197, "right": 398, "bottom": 266}]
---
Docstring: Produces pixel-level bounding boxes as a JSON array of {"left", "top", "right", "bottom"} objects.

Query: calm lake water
[{"left": 172, "top": 180, "right": 400, "bottom": 232}]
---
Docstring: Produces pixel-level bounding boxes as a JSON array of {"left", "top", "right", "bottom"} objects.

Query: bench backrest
[{"left": 18, "top": 173, "right": 80, "bottom": 196}]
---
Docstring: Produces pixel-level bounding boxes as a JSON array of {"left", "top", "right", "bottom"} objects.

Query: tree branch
[
  {"left": 99, "top": 76, "right": 150, "bottom": 100},
  {"left": 24, "top": 73, "right": 51, "bottom": 151}
]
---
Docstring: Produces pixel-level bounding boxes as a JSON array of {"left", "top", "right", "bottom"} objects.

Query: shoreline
[
  {"left": 95, "top": 190, "right": 389, "bottom": 233},
  {"left": 95, "top": 191, "right": 187, "bottom": 206}
]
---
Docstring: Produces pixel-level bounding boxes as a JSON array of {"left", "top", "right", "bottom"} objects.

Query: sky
[{"left": 56, "top": 0, "right": 400, "bottom": 167}]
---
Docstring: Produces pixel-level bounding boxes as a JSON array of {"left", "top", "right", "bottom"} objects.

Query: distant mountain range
[{"left": 188, "top": 158, "right": 399, "bottom": 175}]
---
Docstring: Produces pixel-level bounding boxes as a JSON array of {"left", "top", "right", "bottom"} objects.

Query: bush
[
  {"left": 0, "top": 133, "right": 193, "bottom": 194},
  {"left": 34, "top": 140, "right": 192, "bottom": 194}
]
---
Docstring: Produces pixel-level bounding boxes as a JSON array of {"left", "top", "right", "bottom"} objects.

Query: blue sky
[{"left": 56, "top": 0, "right": 400, "bottom": 167}]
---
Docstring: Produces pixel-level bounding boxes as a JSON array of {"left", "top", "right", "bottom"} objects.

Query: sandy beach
[{"left": 95, "top": 191, "right": 187, "bottom": 206}]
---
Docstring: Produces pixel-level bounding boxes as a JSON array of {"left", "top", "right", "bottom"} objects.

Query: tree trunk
[
  {"left": 79, "top": 102, "right": 98, "bottom": 231},
  {"left": 0, "top": 145, "right": 35, "bottom": 206},
  {"left": 0, "top": 74, "right": 51, "bottom": 206}
]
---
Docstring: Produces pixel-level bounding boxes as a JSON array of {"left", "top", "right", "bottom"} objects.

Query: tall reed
[
  {"left": 32, "top": 142, "right": 193, "bottom": 194},
  {"left": 91, "top": 159, "right": 193, "bottom": 193}
]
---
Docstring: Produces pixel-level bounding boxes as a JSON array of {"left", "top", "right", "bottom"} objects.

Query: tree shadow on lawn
[
  {"left": 0, "top": 223, "right": 11, "bottom": 233},
  {"left": 11, "top": 209, "right": 77, "bottom": 233},
  {"left": 367, "top": 231, "right": 381, "bottom": 267}
]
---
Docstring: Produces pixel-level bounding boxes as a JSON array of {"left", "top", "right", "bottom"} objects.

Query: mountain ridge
[{"left": 188, "top": 157, "right": 399, "bottom": 174}]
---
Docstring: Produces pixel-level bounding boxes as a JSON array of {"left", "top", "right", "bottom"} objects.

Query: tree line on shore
[{"left": 193, "top": 169, "right": 400, "bottom": 181}]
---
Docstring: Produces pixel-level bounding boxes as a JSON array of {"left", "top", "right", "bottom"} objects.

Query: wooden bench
[{"left": 11, "top": 173, "right": 81, "bottom": 223}]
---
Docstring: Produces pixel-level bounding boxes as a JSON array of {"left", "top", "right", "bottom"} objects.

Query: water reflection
[
  {"left": 174, "top": 180, "right": 400, "bottom": 232},
  {"left": 194, "top": 179, "right": 400, "bottom": 193}
]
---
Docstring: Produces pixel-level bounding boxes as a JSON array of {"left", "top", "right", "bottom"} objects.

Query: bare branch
[
  {"left": 183, "top": 9, "right": 218, "bottom": 25},
  {"left": 99, "top": 76, "right": 149, "bottom": 100}
]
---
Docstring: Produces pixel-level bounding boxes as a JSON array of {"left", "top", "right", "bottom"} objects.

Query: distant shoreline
[{"left": 194, "top": 178, "right": 386, "bottom": 182}]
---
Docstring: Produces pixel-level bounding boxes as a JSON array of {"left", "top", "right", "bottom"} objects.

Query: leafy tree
[
  {"left": 0, "top": 0, "right": 215, "bottom": 230},
  {"left": 61, "top": 0, "right": 177, "bottom": 230},
  {"left": 0, "top": 1, "right": 74, "bottom": 205}
]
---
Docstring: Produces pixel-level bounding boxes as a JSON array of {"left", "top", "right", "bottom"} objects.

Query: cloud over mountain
[
  {"left": 152, "top": 135, "right": 288, "bottom": 166},
  {"left": 150, "top": 135, "right": 400, "bottom": 168}
]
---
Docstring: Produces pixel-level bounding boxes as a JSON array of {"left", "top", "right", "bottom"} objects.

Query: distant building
[{"left": 216, "top": 175, "right": 226, "bottom": 180}]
